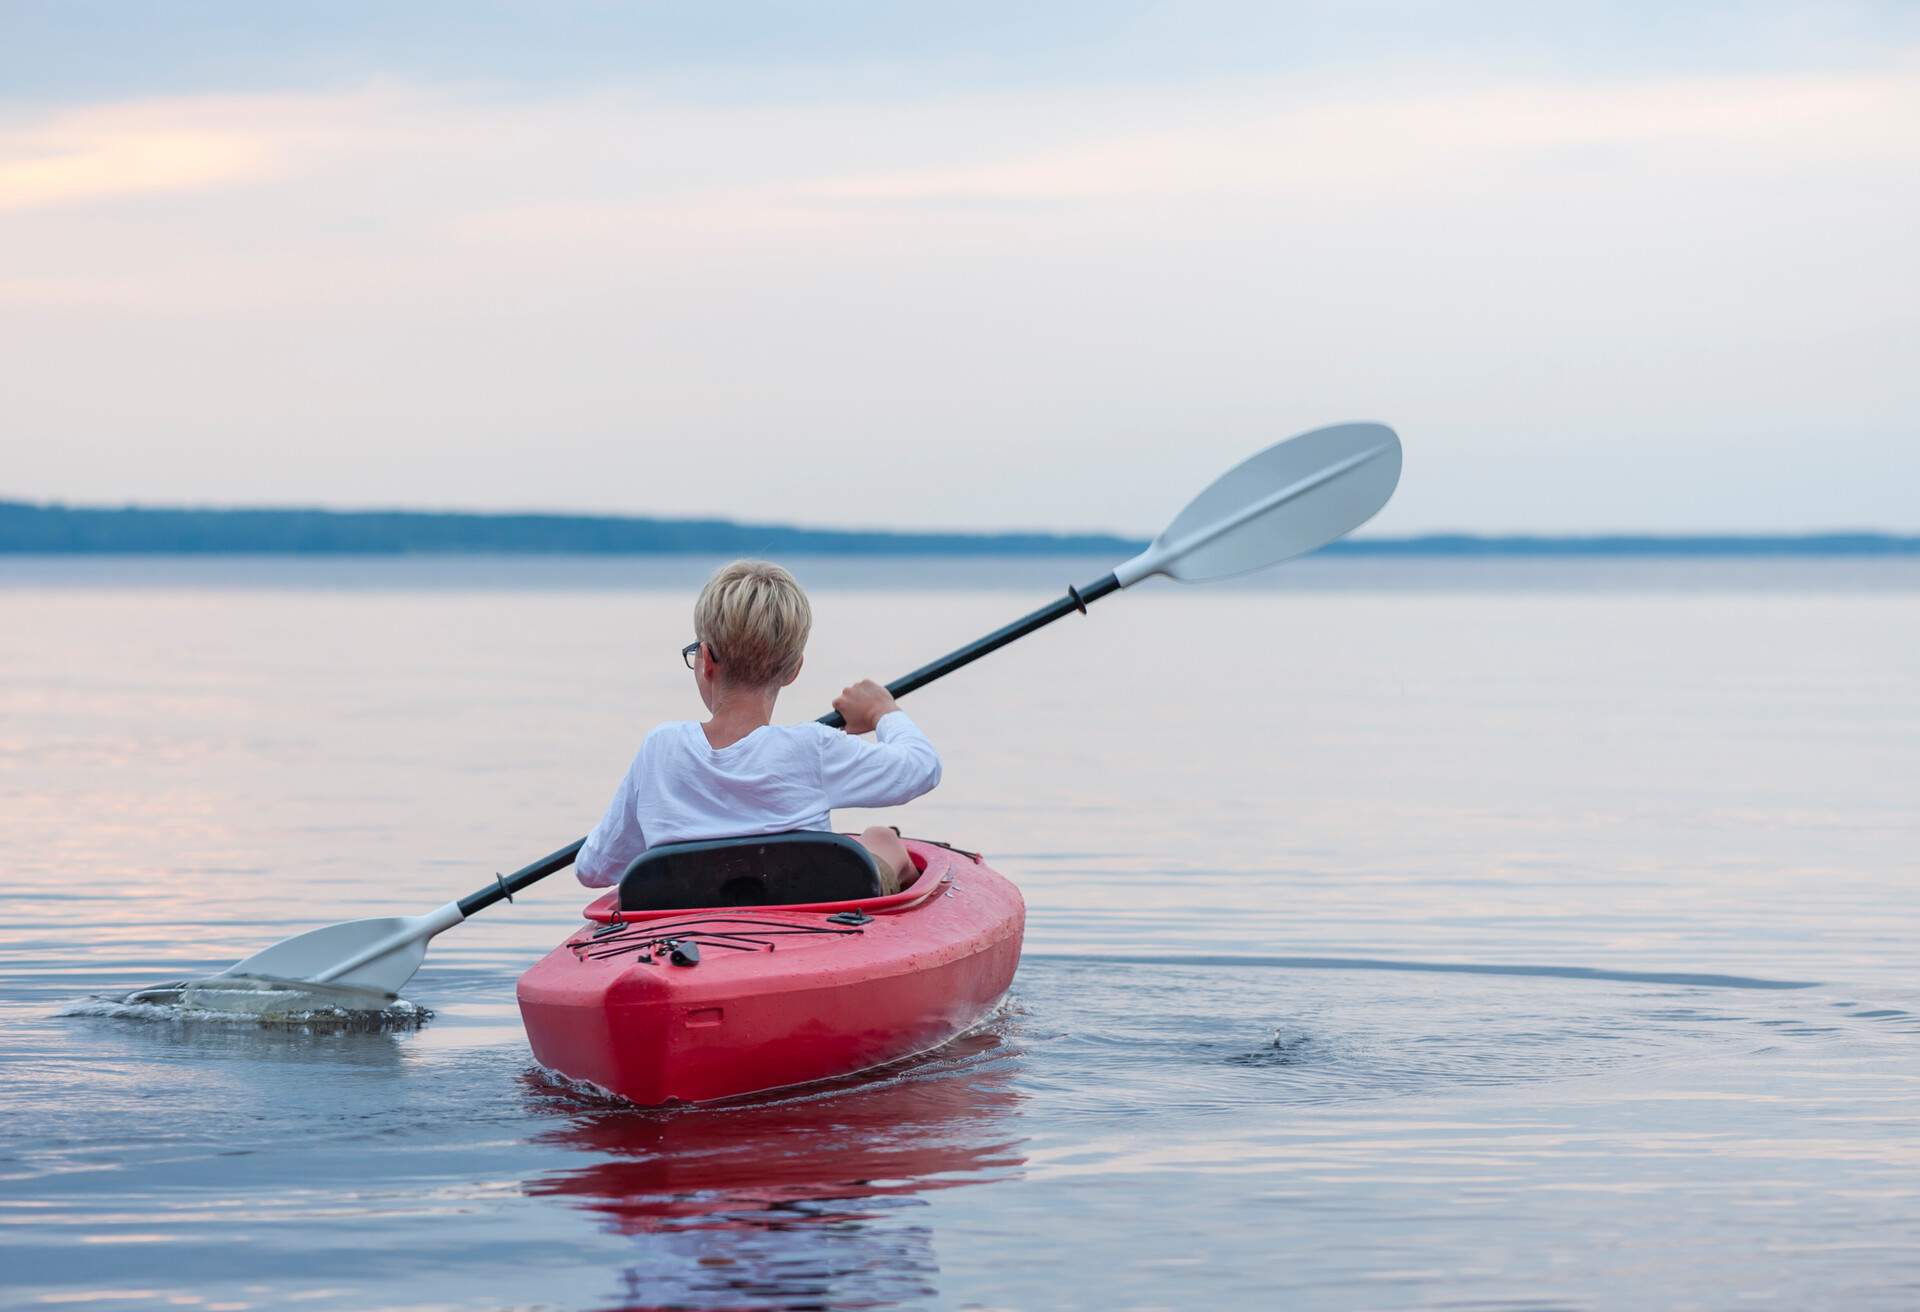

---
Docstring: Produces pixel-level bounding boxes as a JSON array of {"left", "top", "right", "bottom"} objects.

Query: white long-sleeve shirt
[{"left": 573, "top": 710, "right": 942, "bottom": 887}]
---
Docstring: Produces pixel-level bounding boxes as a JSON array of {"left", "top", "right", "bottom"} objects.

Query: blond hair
[{"left": 693, "top": 560, "right": 812, "bottom": 686}]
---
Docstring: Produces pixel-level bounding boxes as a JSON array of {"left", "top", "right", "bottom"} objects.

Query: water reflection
[{"left": 525, "top": 1030, "right": 1026, "bottom": 1310}]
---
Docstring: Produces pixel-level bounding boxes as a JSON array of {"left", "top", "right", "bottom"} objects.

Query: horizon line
[{"left": 1, "top": 499, "right": 1916, "bottom": 557}]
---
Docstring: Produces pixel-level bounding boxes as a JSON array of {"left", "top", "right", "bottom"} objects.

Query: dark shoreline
[{"left": 1, "top": 501, "right": 1913, "bottom": 556}]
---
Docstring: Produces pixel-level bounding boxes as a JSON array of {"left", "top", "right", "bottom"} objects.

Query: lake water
[{"left": 3, "top": 555, "right": 1917, "bottom": 1311}]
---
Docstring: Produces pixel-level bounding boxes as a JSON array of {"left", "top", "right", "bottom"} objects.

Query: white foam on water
[
  {"left": 62, "top": 975, "right": 431, "bottom": 1030},
  {"left": 525, "top": 1061, "right": 635, "bottom": 1106}
]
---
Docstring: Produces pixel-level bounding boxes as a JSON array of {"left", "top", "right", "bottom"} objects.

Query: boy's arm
[
  {"left": 575, "top": 757, "right": 649, "bottom": 887},
  {"left": 818, "top": 708, "right": 943, "bottom": 810}
]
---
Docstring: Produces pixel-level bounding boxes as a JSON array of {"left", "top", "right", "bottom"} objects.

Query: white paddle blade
[
  {"left": 1114, "top": 422, "right": 1402, "bottom": 585},
  {"left": 218, "top": 902, "right": 464, "bottom": 996}
]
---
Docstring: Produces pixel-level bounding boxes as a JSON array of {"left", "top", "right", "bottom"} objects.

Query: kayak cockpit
[
  {"left": 615, "top": 830, "right": 883, "bottom": 913},
  {"left": 580, "top": 837, "right": 953, "bottom": 926}
]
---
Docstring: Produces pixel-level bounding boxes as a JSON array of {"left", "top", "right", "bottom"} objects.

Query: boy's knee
[{"left": 855, "top": 826, "right": 909, "bottom": 894}]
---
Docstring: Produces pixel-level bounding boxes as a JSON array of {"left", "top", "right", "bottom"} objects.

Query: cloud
[
  {"left": 1, "top": 57, "right": 1916, "bottom": 531},
  {"left": 0, "top": 107, "right": 270, "bottom": 212},
  {"left": 0, "top": 84, "right": 496, "bottom": 216},
  {"left": 793, "top": 69, "right": 1920, "bottom": 207},
  {"left": 7, "top": 61, "right": 1912, "bottom": 224}
]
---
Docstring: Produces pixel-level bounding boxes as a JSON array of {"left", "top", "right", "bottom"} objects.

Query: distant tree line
[
  {"left": 0, "top": 501, "right": 1913, "bottom": 555},
  {"left": 0, "top": 502, "right": 1145, "bottom": 555}
]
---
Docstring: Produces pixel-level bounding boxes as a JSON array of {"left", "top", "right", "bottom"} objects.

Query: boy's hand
[{"left": 834, "top": 679, "right": 900, "bottom": 735}]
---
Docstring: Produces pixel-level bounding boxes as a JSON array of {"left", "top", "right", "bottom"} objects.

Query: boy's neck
[{"left": 701, "top": 682, "right": 781, "bottom": 749}]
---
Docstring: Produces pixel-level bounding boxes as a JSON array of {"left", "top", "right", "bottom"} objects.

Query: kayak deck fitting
[{"left": 517, "top": 836, "right": 1025, "bottom": 1105}]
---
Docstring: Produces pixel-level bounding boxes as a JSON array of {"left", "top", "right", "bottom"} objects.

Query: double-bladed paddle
[{"left": 218, "top": 421, "right": 1402, "bottom": 996}]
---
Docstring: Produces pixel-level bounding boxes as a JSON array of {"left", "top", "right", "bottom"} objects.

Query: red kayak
[{"left": 517, "top": 834, "right": 1024, "bottom": 1105}]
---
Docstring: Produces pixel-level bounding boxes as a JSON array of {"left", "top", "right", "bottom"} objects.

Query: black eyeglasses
[{"left": 682, "top": 640, "right": 719, "bottom": 670}]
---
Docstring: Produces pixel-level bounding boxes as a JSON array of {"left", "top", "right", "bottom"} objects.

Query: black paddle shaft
[
  {"left": 458, "top": 839, "right": 587, "bottom": 917},
  {"left": 454, "top": 569, "right": 1124, "bottom": 918},
  {"left": 816, "top": 570, "right": 1121, "bottom": 728}
]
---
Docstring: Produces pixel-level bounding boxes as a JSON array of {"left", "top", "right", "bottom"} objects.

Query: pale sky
[{"left": 3, "top": 2, "right": 1916, "bottom": 535}]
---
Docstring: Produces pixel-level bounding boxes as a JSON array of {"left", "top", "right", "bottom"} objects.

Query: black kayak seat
[{"left": 617, "top": 830, "right": 884, "bottom": 912}]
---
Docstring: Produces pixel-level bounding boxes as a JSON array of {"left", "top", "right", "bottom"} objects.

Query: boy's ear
[{"left": 782, "top": 655, "right": 804, "bottom": 687}]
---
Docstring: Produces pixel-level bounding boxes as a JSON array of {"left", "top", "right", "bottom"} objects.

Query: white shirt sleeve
[
  {"left": 818, "top": 710, "right": 943, "bottom": 810},
  {"left": 574, "top": 755, "right": 649, "bottom": 887}
]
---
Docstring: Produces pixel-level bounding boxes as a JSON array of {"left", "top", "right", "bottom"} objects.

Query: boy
[{"left": 574, "top": 560, "right": 939, "bottom": 894}]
